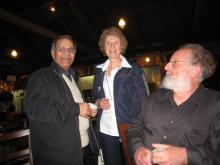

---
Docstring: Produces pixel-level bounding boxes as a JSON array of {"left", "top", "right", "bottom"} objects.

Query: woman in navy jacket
[{"left": 92, "top": 27, "right": 149, "bottom": 165}]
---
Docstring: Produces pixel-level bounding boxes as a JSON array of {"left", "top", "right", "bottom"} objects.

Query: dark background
[{"left": 0, "top": 0, "right": 220, "bottom": 90}]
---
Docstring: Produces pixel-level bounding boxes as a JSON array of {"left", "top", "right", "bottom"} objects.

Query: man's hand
[
  {"left": 134, "top": 147, "right": 152, "bottom": 165},
  {"left": 151, "top": 144, "right": 188, "bottom": 165},
  {"left": 79, "top": 103, "right": 92, "bottom": 118},
  {"left": 89, "top": 103, "right": 98, "bottom": 117}
]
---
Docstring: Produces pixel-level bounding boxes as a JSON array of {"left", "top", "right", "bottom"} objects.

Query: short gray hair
[
  {"left": 180, "top": 43, "right": 217, "bottom": 81},
  {"left": 98, "top": 27, "right": 128, "bottom": 55},
  {"left": 51, "top": 35, "right": 76, "bottom": 50}
]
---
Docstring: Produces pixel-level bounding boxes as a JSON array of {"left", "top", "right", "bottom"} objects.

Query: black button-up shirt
[{"left": 127, "top": 85, "right": 220, "bottom": 165}]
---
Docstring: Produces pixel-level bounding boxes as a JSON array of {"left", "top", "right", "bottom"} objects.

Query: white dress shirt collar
[{"left": 96, "top": 55, "right": 132, "bottom": 71}]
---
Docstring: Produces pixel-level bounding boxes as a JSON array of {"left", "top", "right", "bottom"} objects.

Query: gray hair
[
  {"left": 98, "top": 27, "right": 128, "bottom": 55},
  {"left": 180, "top": 43, "right": 217, "bottom": 81},
  {"left": 51, "top": 35, "right": 76, "bottom": 50}
]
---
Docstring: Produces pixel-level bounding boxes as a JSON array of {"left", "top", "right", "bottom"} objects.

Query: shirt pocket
[{"left": 179, "top": 124, "right": 208, "bottom": 147}]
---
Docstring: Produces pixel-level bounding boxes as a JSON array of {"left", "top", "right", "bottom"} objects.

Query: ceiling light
[
  {"left": 11, "top": 49, "right": 18, "bottom": 58},
  {"left": 118, "top": 18, "right": 126, "bottom": 29},
  {"left": 145, "top": 57, "right": 150, "bottom": 63},
  {"left": 50, "top": 6, "right": 56, "bottom": 12}
]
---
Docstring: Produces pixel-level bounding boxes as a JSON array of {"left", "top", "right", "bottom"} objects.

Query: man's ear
[
  {"left": 192, "top": 65, "right": 202, "bottom": 78},
  {"left": 51, "top": 49, "right": 55, "bottom": 59}
]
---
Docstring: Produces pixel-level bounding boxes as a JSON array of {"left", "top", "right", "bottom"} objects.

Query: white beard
[{"left": 161, "top": 73, "right": 190, "bottom": 92}]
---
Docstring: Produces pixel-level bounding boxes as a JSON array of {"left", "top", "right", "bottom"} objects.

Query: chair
[
  {"left": 118, "top": 124, "right": 136, "bottom": 165},
  {"left": 0, "top": 129, "right": 33, "bottom": 165}
]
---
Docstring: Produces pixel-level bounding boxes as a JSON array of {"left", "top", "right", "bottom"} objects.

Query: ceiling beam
[
  {"left": 0, "top": 8, "right": 97, "bottom": 54},
  {"left": 0, "top": 60, "right": 35, "bottom": 68},
  {"left": 69, "top": 0, "right": 98, "bottom": 42},
  {"left": 19, "top": 0, "right": 56, "bottom": 16},
  {"left": 0, "top": 26, "right": 44, "bottom": 66},
  {"left": 0, "top": 8, "right": 58, "bottom": 39},
  {"left": 97, "top": 0, "right": 114, "bottom": 25}
]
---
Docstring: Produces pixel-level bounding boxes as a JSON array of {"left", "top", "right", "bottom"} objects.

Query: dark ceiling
[{"left": 1, "top": 0, "right": 220, "bottom": 77}]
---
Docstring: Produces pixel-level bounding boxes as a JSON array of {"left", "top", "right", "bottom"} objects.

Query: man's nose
[{"left": 164, "top": 62, "right": 172, "bottom": 71}]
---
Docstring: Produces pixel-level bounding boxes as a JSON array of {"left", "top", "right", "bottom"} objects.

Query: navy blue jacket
[{"left": 92, "top": 62, "right": 148, "bottom": 130}]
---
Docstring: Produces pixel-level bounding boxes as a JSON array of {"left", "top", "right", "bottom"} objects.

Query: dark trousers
[
  {"left": 99, "top": 132, "right": 125, "bottom": 165},
  {"left": 82, "top": 144, "right": 97, "bottom": 165}
]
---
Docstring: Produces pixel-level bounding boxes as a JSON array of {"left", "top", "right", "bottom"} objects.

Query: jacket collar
[
  {"left": 50, "top": 61, "right": 76, "bottom": 79},
  {"left": 96, "top": 55, "right": 132, "bottom": 71}
]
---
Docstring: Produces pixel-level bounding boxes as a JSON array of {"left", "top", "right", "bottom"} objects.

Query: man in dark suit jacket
[{"left": 25, "top": 35, "right": 94, "bottom": 165}]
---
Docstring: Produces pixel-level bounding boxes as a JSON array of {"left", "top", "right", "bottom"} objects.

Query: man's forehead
[
  {"left": 56, "top": 38, "right": 74, "bottom": 46},
  {"left": 172, "top": 48, "right": 191, "bottom": 59}
]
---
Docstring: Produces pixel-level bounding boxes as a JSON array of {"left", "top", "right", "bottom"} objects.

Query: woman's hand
[{"left": 97, "top": 98, "right": 110, "bottom": 110}]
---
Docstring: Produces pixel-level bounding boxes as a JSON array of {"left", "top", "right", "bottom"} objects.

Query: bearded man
[{"left": 127, "top": 44, "right": 220, "bottom": 165}]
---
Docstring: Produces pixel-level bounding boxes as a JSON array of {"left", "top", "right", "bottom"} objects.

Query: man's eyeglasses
[
  {"left": 169, "top": 60, "right": 191, "bottom": 66},
  {"left": 55, "top": 46, "right": 75, "bottom": 53}
]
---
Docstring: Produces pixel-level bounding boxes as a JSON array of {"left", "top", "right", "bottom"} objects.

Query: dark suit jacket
[{"left": 25, "top": 62, "right": 83, "bottom": 165}]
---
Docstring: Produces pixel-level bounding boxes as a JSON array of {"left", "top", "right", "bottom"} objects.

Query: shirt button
[
  {"left": 170, "top": 120, "right": 174, "bottom": 124},
  {"left": 163, "top": 135, "right": 167, "bottom": 139}
]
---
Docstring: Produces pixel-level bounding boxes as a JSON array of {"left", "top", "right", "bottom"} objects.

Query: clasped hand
[
  {"left": 79, "top": 103, "right": 97, "bottom": 118},
  {"left": 98, "top": 98, "right": 110, "bottom": 110},
  {"left": 135, "top": 144, "right": 187, "bottom": 165}
]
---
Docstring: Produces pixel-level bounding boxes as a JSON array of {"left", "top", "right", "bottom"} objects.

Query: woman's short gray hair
[{"left": 98, "top": 27, "right": 128, "bottom": 56}]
